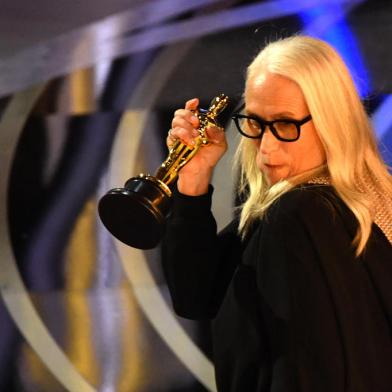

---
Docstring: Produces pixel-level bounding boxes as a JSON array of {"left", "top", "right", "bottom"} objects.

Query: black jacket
[{"left": 162, "top": 183, "right": 392, "bottom": 391}]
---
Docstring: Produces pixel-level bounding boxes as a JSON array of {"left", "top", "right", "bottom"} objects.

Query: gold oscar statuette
[{"left": 98, "top": 94, "right": 229, "bottom": 249}]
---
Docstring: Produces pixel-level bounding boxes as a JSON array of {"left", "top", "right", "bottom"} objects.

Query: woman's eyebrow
[
  {"left": 244, "top": 110, "right": 296, "bottom": 119},
  {"left": 272, "top": 111, "right": 296, "bottom": 117}
]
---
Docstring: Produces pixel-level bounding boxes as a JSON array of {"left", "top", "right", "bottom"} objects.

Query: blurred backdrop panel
[{"left": 0, "top": 0, "right": 391, "bottom": 391}]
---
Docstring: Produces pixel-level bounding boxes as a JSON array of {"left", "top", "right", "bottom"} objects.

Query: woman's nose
[{"left": 259, "top": 127, "right": 280, "bottom": 154}]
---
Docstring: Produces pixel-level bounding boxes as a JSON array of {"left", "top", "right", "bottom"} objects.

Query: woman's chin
[{"left": 260, "top": 165, "right": 288, "bottom": 185}]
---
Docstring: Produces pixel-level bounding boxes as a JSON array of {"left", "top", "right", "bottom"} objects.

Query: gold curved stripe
[
  {"left": 116, "top": 285, "right": 145, "bottom": 391},
  {"left": 64, "top": 199, "right": 100, "bottom": 385}
]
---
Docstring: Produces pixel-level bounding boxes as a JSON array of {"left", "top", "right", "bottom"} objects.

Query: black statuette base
[{"left": 98, "top": 176, "right": 171, "bottom": 249}]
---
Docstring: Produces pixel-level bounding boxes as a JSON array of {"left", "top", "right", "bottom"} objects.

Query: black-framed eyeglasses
[{"left": 232, "top": 113, "right": 312, "bottom": 142}]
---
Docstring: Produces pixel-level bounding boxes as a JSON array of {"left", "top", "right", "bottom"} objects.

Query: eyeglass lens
[{"left": 241, "top": 117, "right": 299, "bottom": 140}]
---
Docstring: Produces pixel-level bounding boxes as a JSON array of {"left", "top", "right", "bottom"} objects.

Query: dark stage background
[{"left": 0, "top": 0, "right": 391, "bottom": 391}]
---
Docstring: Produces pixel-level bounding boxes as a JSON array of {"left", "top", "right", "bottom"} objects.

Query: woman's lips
[{"left": 264, "top": 163, "right": 282, "bottom": 168}]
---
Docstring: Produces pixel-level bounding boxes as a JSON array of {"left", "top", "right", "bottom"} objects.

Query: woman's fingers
[
  {"left": 168, "top": 98, "right": 201, "bottom": 147},
  {"left": 167, "top": 124, "right": 198, "bottom": 148},
  {"left": 171, "top": 114, "right": 196, "bottom": 132},
  {"left": 172, "top": 109, "right": 199, "bottom": 129},
  {"left": 168, "top": 98, "right": 227, "bottom": 149},
  {"left": 185, "top": 98, "right": 199, "bottom": 111}
]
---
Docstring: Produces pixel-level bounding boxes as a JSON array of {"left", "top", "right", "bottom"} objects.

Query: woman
[{"left": 162, "top": 36, "right": 392, "bottom": 391}]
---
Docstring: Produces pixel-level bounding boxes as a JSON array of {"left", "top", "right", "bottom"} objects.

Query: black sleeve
[{"left": 162, "top": 184, "right": 241, "bottom": 319}]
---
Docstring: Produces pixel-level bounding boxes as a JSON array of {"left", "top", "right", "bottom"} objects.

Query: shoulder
[
  {"left": 266, "top": 184, "right": 344, "bottom": 223},
  {"left": 261, "top": 184, "right": 352, "bottom": 241}
]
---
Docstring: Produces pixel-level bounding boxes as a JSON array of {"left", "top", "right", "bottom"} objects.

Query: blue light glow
[
  {"left": 372, "top": 95, "right": 392, "bottom": 140},
  {"left": 300, "top": 2, "right": 371, "bottom": 97}
]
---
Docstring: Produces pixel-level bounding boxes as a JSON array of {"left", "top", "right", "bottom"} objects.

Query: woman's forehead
[
  {"left": 246, "top": 72, "right": 301, "bottom": 94},
  {"left": 245, "top": 73, "right": 308, "bottom": 115}
]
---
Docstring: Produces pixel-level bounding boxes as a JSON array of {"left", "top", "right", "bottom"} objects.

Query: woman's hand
[{"left": 167, "top": 98, "right": 228, "bottom": 196}]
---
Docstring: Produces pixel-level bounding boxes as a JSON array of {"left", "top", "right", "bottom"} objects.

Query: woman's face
[{"left": 244, "top": 72, "right": 326, "bottom": 185}]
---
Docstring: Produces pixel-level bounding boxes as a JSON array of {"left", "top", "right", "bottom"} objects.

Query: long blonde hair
[{"left": 236, "top": 35, "right": 392, "bottom": 256}]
